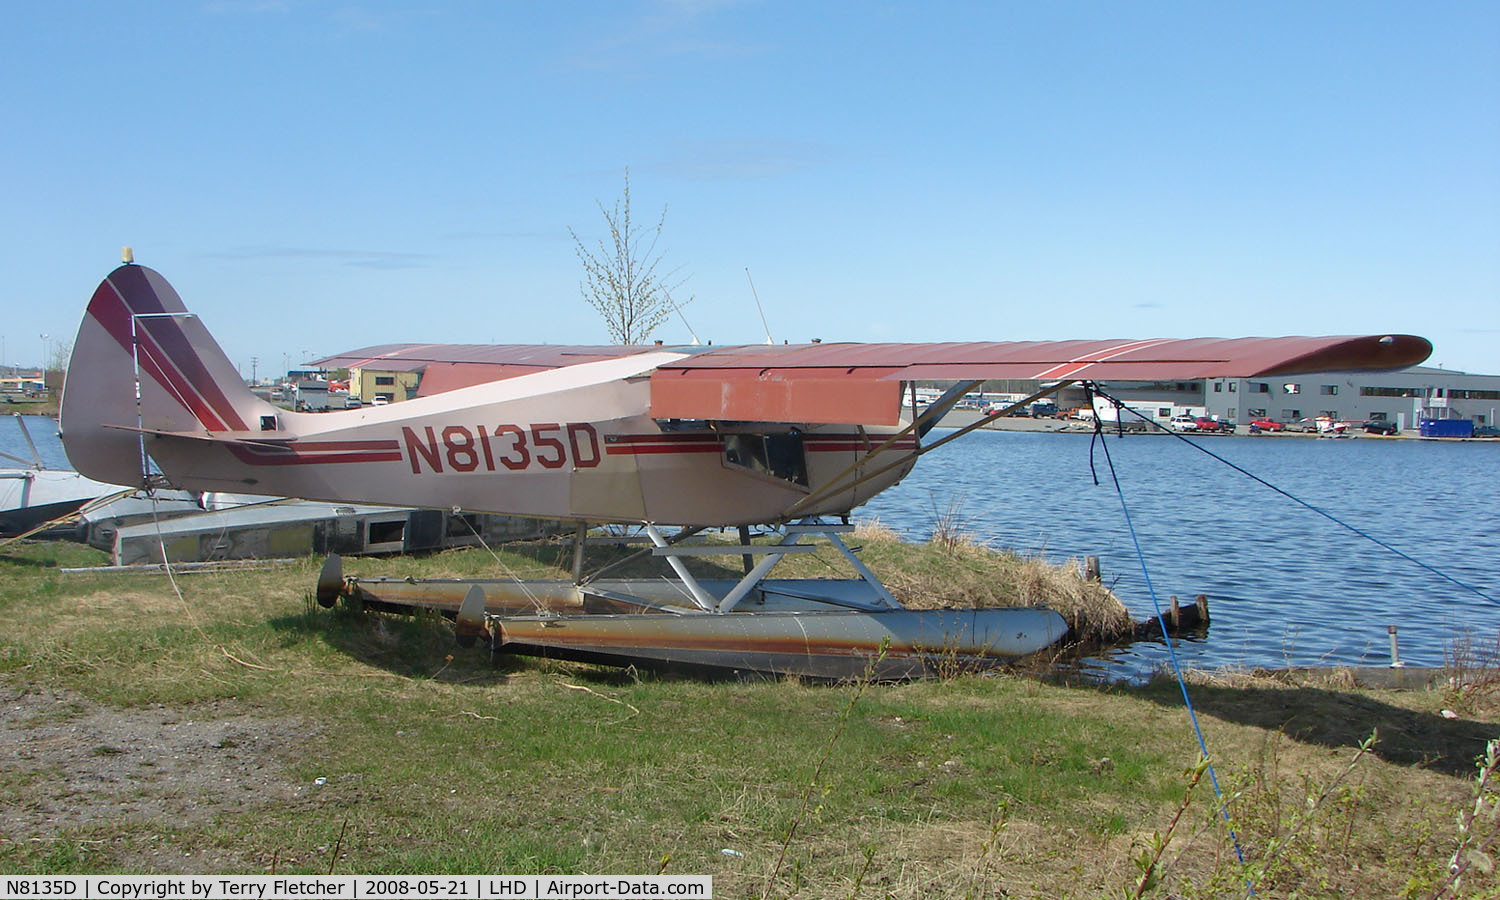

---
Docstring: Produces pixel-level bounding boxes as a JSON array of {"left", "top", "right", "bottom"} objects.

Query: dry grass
[
  {"left": 841, "top": 518, "right": 1135, "bottom": 642},
  {"left": 1444, "top": 629, "right": 1500, "bottom": 718}
]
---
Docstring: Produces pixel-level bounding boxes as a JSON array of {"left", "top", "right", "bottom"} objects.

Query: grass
[
  {"left": 841, "top": 519, "right": 1135, "bottom": 641},
  {"left": 1, "top": 536, "right": 1497, "bottom": 897},
  {"left": 2, "top": 396, "right": 57, "bottom": 417}
]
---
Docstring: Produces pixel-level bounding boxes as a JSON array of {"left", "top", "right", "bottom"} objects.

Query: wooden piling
[
  {"left": 1084, "top": 556, "right": 1101, "bottom": 582},
  {"left": 571, "top": 523, "right": 588, "bottom": 583},
  {"left": 738, "top": 525, "right": 754, "bottom": 575},
  {"left": 1130, "top": 592, "right": 1211, "bottom": 639}
]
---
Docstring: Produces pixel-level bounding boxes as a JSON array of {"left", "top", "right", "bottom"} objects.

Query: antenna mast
[
  {"left": 745, "top": 268, "right": 774, "bottom": 345},
  {"left": 667, "top": 292, "right": 701, "bottom": 346}
]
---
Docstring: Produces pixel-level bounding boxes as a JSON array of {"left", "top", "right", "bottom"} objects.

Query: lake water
[
  {"left": 6, "top": 414, "right": 1497, "bottom": 675},
  {"left": 862, "top": 428, "right": 1500, "bottom": 676},
  {"left": 0, "top": 414, "right": 69, "bottom": 469}
]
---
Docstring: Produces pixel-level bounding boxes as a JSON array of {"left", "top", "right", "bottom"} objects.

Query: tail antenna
[{"left": 745, "top": 267, "right": 774, "bottom": 345}]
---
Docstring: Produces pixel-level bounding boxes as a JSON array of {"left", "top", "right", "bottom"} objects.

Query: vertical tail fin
[{"left": 60, "top": 264, "right": 275, "bottom": 486}]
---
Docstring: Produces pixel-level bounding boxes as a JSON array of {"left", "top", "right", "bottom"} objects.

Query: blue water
[
  {"left": 861, "top": 428, "right": 1500, "bottom": 675},
  {"left": 7, "top": 414, "right": 1498, "bottom": 674},
  {"left": 0, "top": 415, "right": 69, "bottom": 469}
]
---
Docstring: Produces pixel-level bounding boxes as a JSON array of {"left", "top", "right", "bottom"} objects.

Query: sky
[{"left": 3, "top": 1, "right": 1497, "bottom": 378}]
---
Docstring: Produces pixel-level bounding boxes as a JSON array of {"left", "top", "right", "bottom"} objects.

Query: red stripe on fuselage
[
  {"left": 277, "top": 440, "right": 401, "bottom": 451},
  {"left": 605, "top": 444, "right": 724, "bottom": 455},
  {"left": 602, "top": 432, "right": 916, "bottom": 456},
  {"left": 226, "top": 446, "right": 405, "bottom": 466},
  {"left": 604, "top": 433, "right": 723, "bottom": 445}
]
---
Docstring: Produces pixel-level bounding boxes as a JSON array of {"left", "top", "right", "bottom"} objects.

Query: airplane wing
[{"left": 645, "top": 335, "right": 1432, "bottom": 425}]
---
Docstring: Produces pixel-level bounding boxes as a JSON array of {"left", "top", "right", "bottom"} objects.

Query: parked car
[
  {"left": 1362, "top": 420, "right": 1398, "bottom": 435},
  {"left": 1248, "top": 418, "right": 1285, "bottom": 432},
  {"left": 1474, "top": 424, "right": 1500, "bottom": 437},
  {"left": 1169, "top": 415, "right": 1199, "bottom": 432},
  {"left": 1193, "top": 416, "right": 1235, "bottom": 433}
]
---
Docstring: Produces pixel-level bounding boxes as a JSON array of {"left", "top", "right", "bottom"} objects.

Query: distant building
[
  {"left": 312, "top": 344, "right": 645, "bottom": 405},
  {"left": 0, "top": 371, "right": 46, "bottom": 395},
  {"left": 349, "top": 365, "right": 422, "bottom": 405},
  {"left": 1079, "top": 365, "right": 1500, "bottom": 429}
]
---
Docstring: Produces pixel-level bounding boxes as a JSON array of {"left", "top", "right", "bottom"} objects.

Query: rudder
[{"left": 59, "top": 264, "right": 276, "bottom": 486}]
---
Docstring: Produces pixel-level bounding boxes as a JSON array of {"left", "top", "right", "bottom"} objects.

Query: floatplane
[{"left": 58, "top": 258, "right": 1432, "bottom": 678}]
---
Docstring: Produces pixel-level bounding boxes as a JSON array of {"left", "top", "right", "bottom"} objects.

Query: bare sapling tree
[{"left": 569, "top": 170, "right": 691, "bottom": 345}]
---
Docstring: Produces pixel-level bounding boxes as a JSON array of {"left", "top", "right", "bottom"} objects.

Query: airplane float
[{"left": 59, "top": 259, "right": 1432, "bottom": 678}]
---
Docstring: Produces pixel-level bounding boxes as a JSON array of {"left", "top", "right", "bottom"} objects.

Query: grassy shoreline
[
  {"left": 2, "top": 537, "right": 1497, "bottom": 897},
  {"left": 3, "top": 397, "right": 58, "bottom": 418}
]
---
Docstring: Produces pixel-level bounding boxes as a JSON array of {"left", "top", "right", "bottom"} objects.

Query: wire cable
[
  {"left": 1090, "top": 409, "right": 1255, "bottom": 891},
  {"left": 1089, "top": 385, "right": 1498, "bottom": 607}
]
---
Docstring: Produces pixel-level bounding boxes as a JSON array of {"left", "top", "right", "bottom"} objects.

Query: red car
[
  {"left": 1248, "top": 418, "right": 1285, "bottom": 432},
  {"left": 1194, "top": 416, "right": 1232, "bottom": 433}
]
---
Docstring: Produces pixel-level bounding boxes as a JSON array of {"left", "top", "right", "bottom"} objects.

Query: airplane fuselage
[
  {"left": 131, "top": 351, "right": 919, "bottom": 527},
  {"left": 59, "top": 263, "right": 1432, "bottom": 532}
]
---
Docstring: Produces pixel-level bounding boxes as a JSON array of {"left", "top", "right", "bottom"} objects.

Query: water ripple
[{"left": 860, "top": 429, "right": 1500, "bottom": 675}]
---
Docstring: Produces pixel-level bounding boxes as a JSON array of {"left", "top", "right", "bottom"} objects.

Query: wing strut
[{"left": 784, "top": 380, "right": 1075, "bottom": 519}]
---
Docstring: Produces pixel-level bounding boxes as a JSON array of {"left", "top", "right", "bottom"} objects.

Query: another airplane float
[{"left": 59, "top": 260, "right": 1432, "bottom": 678}]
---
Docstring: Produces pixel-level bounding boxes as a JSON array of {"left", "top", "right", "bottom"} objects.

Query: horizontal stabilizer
[{"left": 99, "top": 422, "right": 298, "bottom": 447}]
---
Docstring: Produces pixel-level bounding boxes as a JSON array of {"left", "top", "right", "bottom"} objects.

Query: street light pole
[{"left": 39, "top": 333, "right": 50, "bottom": 386}]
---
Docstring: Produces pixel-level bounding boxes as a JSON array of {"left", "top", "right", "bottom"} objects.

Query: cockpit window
[{"left": 723, "top": 433, "right": 808, "bottom": 486}]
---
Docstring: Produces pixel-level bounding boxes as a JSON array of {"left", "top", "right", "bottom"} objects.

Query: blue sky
[{"left": 4, "top": 1, "right": 1497, "bottom": 376}]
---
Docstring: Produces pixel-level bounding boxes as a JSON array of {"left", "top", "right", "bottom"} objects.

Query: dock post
[
  {"left": 571, "top": 523, "right": 588, "bottom": 583},
  {"left": 1085, "top": 556, "right": 1101, "bottom": 582},
  {"left": 1195, "top": 594, "right": 1210, "bottom": 625},
  {"left": 1388, "top": 624, "right": 1404, "bottom": 668},
  {"left": 738, "top": 525, "right": 754, "bottom": 574},
  {"left": 1169, "top": 596, "right": 1180, "bottom": 629}
]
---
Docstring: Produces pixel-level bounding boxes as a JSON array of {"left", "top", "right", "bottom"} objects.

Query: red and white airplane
[{"left": 57, "top": 261, "right": 1432, "bottom": 677}]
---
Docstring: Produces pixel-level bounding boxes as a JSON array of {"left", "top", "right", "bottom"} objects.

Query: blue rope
[
  {"left": 1091, "top": 387, "right": 1499, "bottom": 607},
  {"left": 1081, "top": 385, "right": 1500, "bottom": 896},
  {"left": 1090, "top": 422, "right": 1254, "bottom": 888}
]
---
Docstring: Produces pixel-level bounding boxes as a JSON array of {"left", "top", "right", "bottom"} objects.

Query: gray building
[{"left": 1085, "top": 365, "right": 1500, "bottom": 430}]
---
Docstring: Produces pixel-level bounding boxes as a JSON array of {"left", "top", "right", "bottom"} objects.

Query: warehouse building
[{"left": 1091, "top": 365, "right": 1500, "bottom": 430}]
